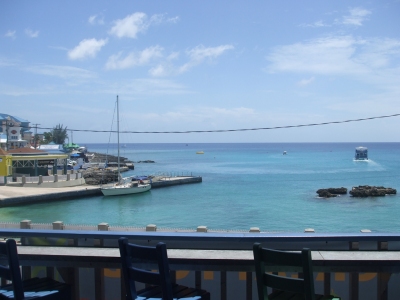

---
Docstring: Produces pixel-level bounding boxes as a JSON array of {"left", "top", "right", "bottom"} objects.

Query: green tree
[
  {"left": 43, "top": 132, "right": 53, "bottom": 144},
  {"left": 43, "top": 124, "right": 68, "bottom": 144},
  {"left": 52, "top": 124, "right": 68, "bottom": 144}
]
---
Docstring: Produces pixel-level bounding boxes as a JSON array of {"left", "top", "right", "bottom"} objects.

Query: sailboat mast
[{"left": 117, "top": 95, "right": 120, "bottom": 178}]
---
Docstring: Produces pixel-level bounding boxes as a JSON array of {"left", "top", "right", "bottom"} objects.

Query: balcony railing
[{"left": 1, "top": 224, "right": 400, "bottom": 300}]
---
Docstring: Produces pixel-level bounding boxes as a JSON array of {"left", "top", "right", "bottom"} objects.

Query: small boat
[
  {"left": 196, "top": 151, "right": 204, "bottom": 154},
  {"left": 354, "top": 146, "right": 368, "bottom": 161},
  {"left": 283, "top": 151, "right": 287, "bottom": 155},
  {"left": 101, "top": 96, "right": 151, "bottom": 196}
]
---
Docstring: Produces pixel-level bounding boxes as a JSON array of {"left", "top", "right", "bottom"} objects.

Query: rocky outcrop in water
[
  {"left": 88, "top": 152, "right": 131, "bottom": 164},
  {"left": 82, "top": 168, "right": 118, "bottom": 185},
  {"left": 350, "top": 186, "right": 397, "bottom": 197},
  {"left": 317, "top": 187, "right": 348, "bottom": 198}
]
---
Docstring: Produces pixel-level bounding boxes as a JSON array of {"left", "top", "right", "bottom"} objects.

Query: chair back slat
[
  {"left": 261, "top": 248, "right": 303, "bottom": 266},
  {"left": 264, "top": 273, "right": 305, "bottom": 294},
  {"left": 130, "top": 267, "right": 161, "bottom": 285}
]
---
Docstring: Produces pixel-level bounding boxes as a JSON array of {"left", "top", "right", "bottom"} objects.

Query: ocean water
[{"left": 1, "top": 143, "right": 400, "bottom": 233}]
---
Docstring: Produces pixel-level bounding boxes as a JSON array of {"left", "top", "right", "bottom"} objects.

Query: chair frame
[
  {"left": 0, "top": 239, "right": 71, "bottom": 300},
  {"left": 0, "top": 239, "right": 25, "bottom": 300},
  {"left": 253, "top": 242, "right": 315, "bottom": 300},
  {"left": 118, "top": 237, "right": 210, "bottom": 300}
]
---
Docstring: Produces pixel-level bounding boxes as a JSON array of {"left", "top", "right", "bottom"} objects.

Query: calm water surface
[{"left": 1, "top": 143, "right": 399, "bottom": 233}]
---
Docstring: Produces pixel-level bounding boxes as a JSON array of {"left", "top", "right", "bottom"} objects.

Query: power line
[{"left": 28, "top": 113, "right": 400, "bottom": 134}]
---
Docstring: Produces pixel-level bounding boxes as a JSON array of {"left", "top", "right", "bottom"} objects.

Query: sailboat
[{"left": 101, "top": 96, "right": 151, "bottom": 196}]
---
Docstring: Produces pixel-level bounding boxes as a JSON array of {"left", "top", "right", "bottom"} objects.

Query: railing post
[
  {"left": 349, "top": 241, "right": 359, "bottom": 300},
  {"left": 249, "top": 227, "right": 260, "bottom": 233},
  {"left": 54, "top": 174, "right": 58, "bottom": 182},
  {"left": 22, "top": 175, "right": 26, "bottom": 185},
  {"left": 96, "top": 223, "right": 109, "bottom": 300},
  {"left": 146, "top": 224, "right": 157, "bottom": 231},
  {"left": 53, "top": 221, "right": 64, "bottom": 230},
  {"left": 20, "top": 220, "right": 31, "bottom": 280},
  {"left": 97, "top": 223, "right": 109, "bottom": 247},
  {"left": 378, "top": 241, "right": 389, "bottom": 300},
  {"left": 197, "top": 226, "right": 207, "bottom": 233},
  {"left": 38, "top": 175, "right": 43, "bottom": 184},
  {"left": 67, "top": 174, "right": 70, "bottom": 181}
]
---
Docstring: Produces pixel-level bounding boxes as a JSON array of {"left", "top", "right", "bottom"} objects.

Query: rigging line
[{"left": 31, "top": 113, "right": 400, "bottom": 134}]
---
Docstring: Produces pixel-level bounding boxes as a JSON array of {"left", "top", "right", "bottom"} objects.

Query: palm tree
[
  {"left": 52, "top": 124, "right": 68, "bottom": 144},
  {"left": 43, "top": 124, "right": 68, "bottom": 144}
]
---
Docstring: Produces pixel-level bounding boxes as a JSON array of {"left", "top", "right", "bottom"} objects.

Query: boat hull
[{"left": 101, "top": 184, "right": 151, "bottom": 196}]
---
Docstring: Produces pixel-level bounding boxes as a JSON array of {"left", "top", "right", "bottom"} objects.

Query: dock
[{"left": 0, "top": 176, "right": 202, "bottom": 207}]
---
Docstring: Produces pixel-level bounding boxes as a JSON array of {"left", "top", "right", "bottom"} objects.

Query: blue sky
[{"left": 1, "top": 0, "right": 400, "bottom": 143}]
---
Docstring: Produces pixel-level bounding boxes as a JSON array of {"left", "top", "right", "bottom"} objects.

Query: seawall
[{"left": 0, "top": 176, "right": 202, "bottom": 207}]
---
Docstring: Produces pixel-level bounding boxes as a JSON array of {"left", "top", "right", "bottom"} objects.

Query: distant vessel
[
  {"left": 355, "top": 146, "right": 368, "bottom": 161},
  {"left": 283, "top": 151, "right": 287, "bottom": 155},
  {"left": 196, "top": 151, "right": 204, "bottom": 154}
]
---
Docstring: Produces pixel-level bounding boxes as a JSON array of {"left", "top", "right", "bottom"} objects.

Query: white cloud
[
  {"left": 300, "top": 20, "right": 329, "bottom": 28},
  {"left": 25, "top": 29, "right": 39, "bottom": 38},
  {"left": 105, "top": 46, "right": 163, "bottom": 70},
  {"left": 109, "top": 12, "right": 179, "bottom": 39},
  {"left": 267, "top": 36, "right": 366, "bottom": 75},
  {"left": 297, "top": 77, "right": 315, "bottom": 86},
  {"left": 179, "top": 44, "right": 234, "bottom": 73},
  {"left": 109, "top": 12, "right": 148, "bottom": 38},
  {"left": 88, "top": 15, "right": 104, "bottom": 25},
  {"left": 68, "top": 38, "right": 108, "bottom": 60},
  {"left": 26, "top": 65, "right": 97, "bottom": 80},
  {"left": 167, "top": 16, "right": 180, "bottom": 24},
  {"left": 342, "top": 7, "right": 371, "bottom": 26},
  {"left": 5, "top": 30, "right": 16, "bottom": 39},
  {"left": 267, "top": 35, "right": 400, "bottom": 92}
]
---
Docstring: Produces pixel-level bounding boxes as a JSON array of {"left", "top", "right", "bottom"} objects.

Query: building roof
[
  {"left": 0, "top": 113, "right": 29, "bottom": 123},
  {"left": 7, "top": 148, "right": 46, "bottom": 155},
  {"left": 0, "top": 148, "right": 8, "bottom": 156}
]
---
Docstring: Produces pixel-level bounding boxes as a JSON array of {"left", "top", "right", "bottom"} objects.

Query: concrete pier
[{"left": 0, "top": 176, "right": 202, "bottom": 207}]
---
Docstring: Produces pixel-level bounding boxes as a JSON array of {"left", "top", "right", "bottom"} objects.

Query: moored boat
[{"left": 101, "top": 96, "right": 151, "bottom": 196}]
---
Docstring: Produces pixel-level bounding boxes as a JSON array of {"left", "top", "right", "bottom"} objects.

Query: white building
[{"left": 0, "top": 113, "right": 31, "bottom": 150}]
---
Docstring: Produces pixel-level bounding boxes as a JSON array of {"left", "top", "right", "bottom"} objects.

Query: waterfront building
[
  {"left": 0, "top": 113, "right": 31, "bottom": 150},
  {"left": 0, "top": 147, "right": 68, "bottom": 177}
]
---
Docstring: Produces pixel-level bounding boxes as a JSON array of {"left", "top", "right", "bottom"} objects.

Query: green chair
[{"left": 253, "top": 243, "right": 340, "bottom": 300}]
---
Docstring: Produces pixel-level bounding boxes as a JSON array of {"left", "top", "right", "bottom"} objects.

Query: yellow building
[
  {"left": 0, "top": 148, "right": 12, "bottom": 176},
  {"left": 0, "top": 148, "right": 68, "bottom": 177}
]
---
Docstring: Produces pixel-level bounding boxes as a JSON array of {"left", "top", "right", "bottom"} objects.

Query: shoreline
[{"left": 0, "top": 176, "right": 202, "bottom": 207}]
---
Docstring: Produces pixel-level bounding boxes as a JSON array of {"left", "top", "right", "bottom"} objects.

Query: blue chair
[
  {"left": 0, "top": 239, "right": 71, "bottom": 300},
  {"left": 118, "top": 237, "right": 210, "bottom": 300},
  {"left": 253, "top": 243, "right": 340, "bottom": 300}
]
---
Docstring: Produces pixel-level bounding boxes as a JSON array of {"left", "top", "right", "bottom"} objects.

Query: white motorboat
[
  {"left": 354, "top": 146, "right": 368, "bottom": 161},
  {"left": 101, "top": 96, "right": 151, "bottom": 196}
]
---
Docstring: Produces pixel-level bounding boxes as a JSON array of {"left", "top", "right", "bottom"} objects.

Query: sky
[{"left": 1, "top": 0, "right": 400, "bottom": 143}]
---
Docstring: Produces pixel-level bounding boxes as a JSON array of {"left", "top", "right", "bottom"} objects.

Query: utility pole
[
  {"left": 32, "top": 123, "right": 40, "bottom": 149},
  {"left": 5, "top": 118, "right": 14, "bottom": 151}
]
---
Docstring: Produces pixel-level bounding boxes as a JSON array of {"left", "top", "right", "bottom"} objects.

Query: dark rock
[
  {"left": 82, "top": 168, "right": 118, "bottom": 185},
  {"left": 350, "top": 185, "right": 397, "bottom": 197},
  {"left": 317, "top": 187, "right": 347, "bottom": 198},
  {"left": 317, "top": 190, "right": 337, "bottom": 198}
]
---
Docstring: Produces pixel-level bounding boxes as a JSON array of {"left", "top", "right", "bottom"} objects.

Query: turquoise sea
[{"left": 1, "top": 143, "right": 399, "bottom": 233}]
